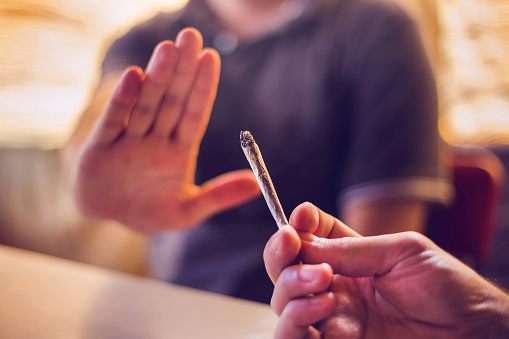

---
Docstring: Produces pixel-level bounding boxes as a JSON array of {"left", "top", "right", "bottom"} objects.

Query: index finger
[
  {"left": 264, "top": 225, "right": 301, "bottom": 284},
  {"left": 299, "top": 231, "right": 436, "bottom": 277},
  {"left": 91, "top": 67, "right": 143, "bottom": 146}
]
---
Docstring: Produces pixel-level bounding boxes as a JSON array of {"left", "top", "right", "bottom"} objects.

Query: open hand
[
  {"left": 74, "top": 28, "right": 260, "bottom": 232},
  {"left": 264, "top": 202, "right": 509, "bottom": 338}
]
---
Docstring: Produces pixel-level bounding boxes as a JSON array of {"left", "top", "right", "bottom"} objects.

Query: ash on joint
[{"left": 240, "top": 130, "right": 255, "bottom": 148}]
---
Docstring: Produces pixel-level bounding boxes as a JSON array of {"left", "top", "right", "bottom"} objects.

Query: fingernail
[
  {"left": 270, "top": 234, "right": 281, "bottom": 254},
  {"left": 320, "top": 263, "right": 333, "bottom": 275},
  {"left": 119, "top": 69, "right": 141, "bottom": 95},
  {"left": 176, "top": 29, "right": 192, "bottom": 47},
  {"left": 271, "top": 226, "right": 295, "bottom": 254},
  {"left": 176, "top": 31, "right": 185, "bottom": 46},
  {"left": 298, "top": 265, "right": 319, "bottom": 282},
  {"left": 310, "top": 292, "right": 333, "bottom": 305}
]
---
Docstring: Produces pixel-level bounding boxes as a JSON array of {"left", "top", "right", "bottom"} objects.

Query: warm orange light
[
  {"left": 0, "top": 0, "right": 188, "bottom": 149},
  {"left": 438, "top": 0, "right": 509, "bottom": 146},
  {"left": 1, "top": 0, "right": 508, "bottom": 148}
]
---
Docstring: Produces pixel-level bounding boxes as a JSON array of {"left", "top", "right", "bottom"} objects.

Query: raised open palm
[{"left": 74, "top": 28, "right": 260, "bottom": 232}]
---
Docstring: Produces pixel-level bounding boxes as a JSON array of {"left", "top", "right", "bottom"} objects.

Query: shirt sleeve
[{"left": 338, "top": 5, "right": 453, "bottom": 209}]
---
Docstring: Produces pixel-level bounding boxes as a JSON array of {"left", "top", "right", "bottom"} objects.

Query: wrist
[
  {"left": 488, "top": 288, "right": 509, "bottom": 337},
  {"left": 470, "top": 283, "right": 509, "bottom": 338}
]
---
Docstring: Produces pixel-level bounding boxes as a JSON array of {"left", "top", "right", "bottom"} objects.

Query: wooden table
[{"left": 0, "top": 245, "right": 277, "bottom": 338}]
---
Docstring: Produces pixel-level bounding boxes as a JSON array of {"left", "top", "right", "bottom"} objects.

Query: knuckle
[
  {"left": 101, "top": 119, "right": 122, "bottom": 130},
  {"left": 400, "top": 231, "right": 430, "bottom": 250},
  {"left": 134, "top": 103, "right": 153, "bottom": 116},
  {"left": 146, "top": 74, "right": 168, "bottom": 87},
  {"left": 161, "top": 93, "right": 182, "bottom": 108},
  {"left": 184, "top": 109, "right": 203, "bottom": 122},
  {"left": 336, "top": 236, "right": 355, "bottom": 247},
  {"left": 175, "top": 65, "right": 195, "bottom": 77},
  {"left": 111, "top": 97, "right": 131, "bottom": 110}
]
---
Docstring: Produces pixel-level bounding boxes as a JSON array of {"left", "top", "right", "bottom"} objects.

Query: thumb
[
  {"left": 186, "top": 169, "right": 261, "bottom": 222},
  {"left": 299, "top": 231, "right": 436, "bottom": 277},
  {"left": 290, "top": 202, "right": 361, "bottom": 239}
]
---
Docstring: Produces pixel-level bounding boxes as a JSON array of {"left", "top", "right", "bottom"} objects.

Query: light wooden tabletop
[{"left": 0, "top": 244, "right": 277, "bottom": 339}]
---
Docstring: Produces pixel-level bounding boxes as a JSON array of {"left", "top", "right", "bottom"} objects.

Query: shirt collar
[{"left": 180, "top": 0, "right": 338, "bottom": 39}]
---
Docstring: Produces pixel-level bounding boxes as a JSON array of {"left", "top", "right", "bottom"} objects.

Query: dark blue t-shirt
[{"left": 102, "top": 0, "right": 450, "bottom": 303}]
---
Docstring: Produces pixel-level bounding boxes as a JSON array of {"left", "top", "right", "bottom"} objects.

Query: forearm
[
  {"left": 462, "top": 278, "right": 509, "bottom": 338},
  {"left": 486, "top": 285, "right": 509, "bottom": 338},
  {"left": 342, "top": 200, "right": 427, "bottom": 236}
]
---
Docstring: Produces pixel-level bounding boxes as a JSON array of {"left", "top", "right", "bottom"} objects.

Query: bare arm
[{"left": 342, "top": 200, "right": 427, "bottom": 236}]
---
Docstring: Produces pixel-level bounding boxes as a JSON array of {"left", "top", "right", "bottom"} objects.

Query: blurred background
[
  {"left": 0, "top": 0, "right": 187, "bottom": 276},
  {"left": 0, "top": 0, "right": 508, "bottom": 284}
]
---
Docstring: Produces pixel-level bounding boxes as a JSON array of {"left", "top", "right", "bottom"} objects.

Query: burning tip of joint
[{"left": 240, "top": 130, "right": 254, "bottom": 148}]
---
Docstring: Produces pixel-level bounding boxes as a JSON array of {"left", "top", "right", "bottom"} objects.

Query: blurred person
[
  {"left": 264, "top": 202, "right": 509, "bottom": 338},
  {"left": 68, "top": 0, "right": 450, "bottom": 303}
]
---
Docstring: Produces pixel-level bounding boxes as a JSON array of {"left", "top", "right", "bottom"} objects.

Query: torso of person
[{"left": 102, "top": 0, "right": 442, "bottom": 303}]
